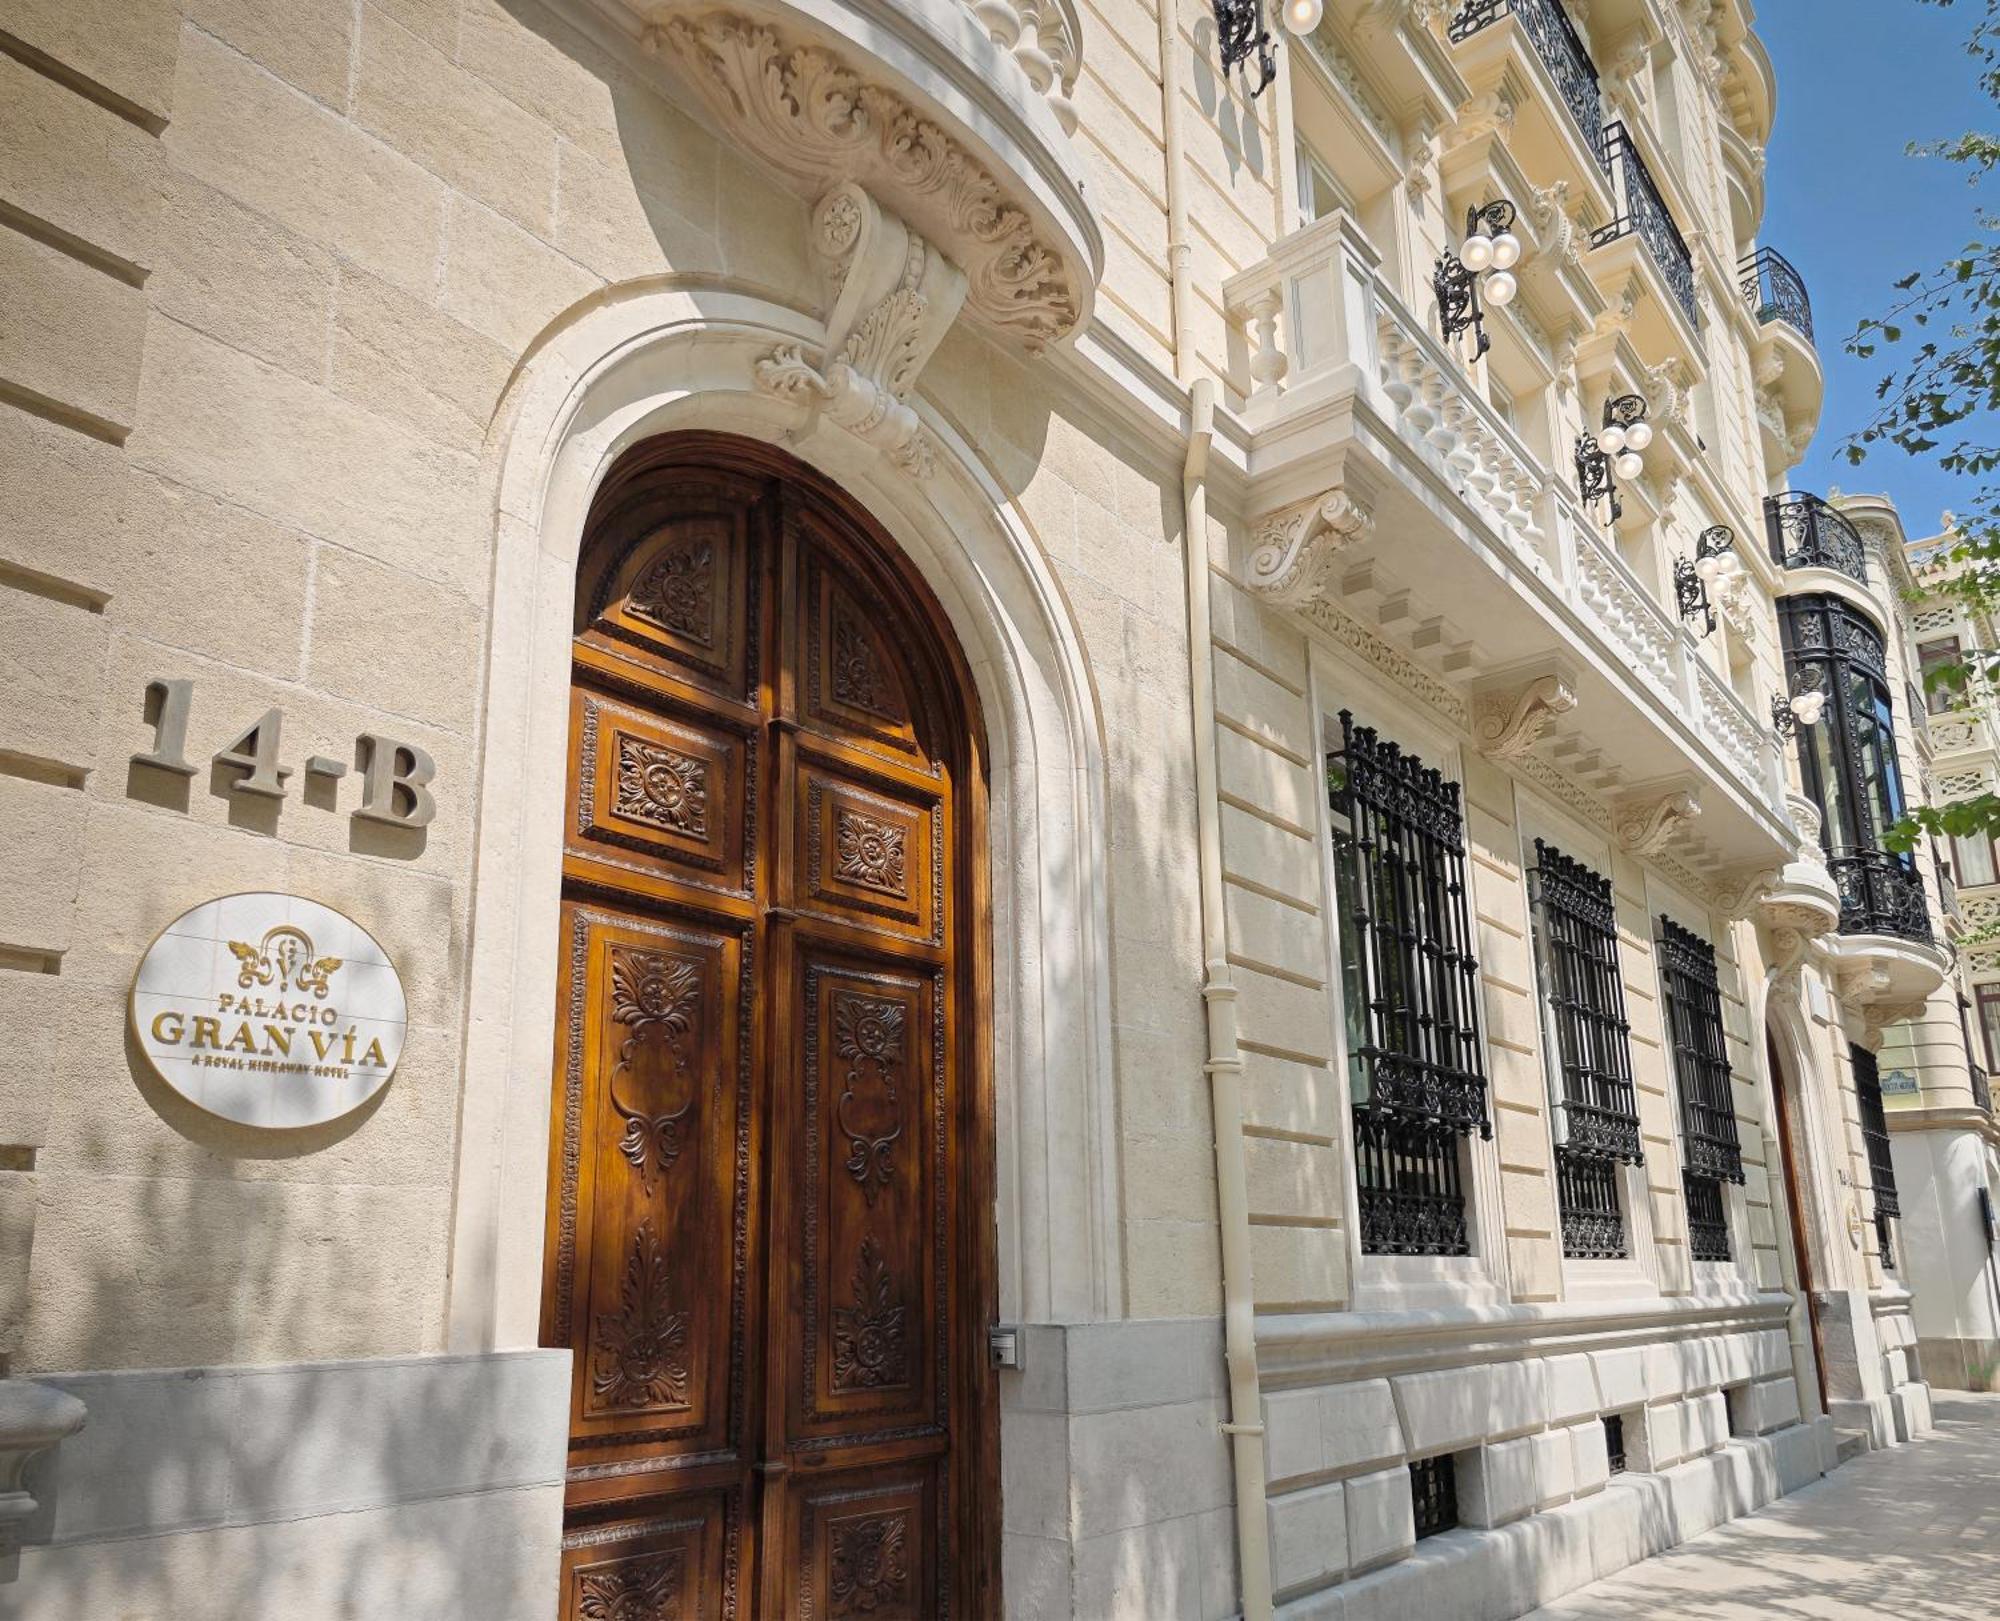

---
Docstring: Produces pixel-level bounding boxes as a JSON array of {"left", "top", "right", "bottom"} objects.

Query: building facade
[{"left": 0, "top": 0, "right": 1971, "bottom": 1617}]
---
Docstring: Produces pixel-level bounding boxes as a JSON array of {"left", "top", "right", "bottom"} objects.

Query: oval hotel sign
[{"left": 131, "top": 892, "right": 408, "bottom": 1128}]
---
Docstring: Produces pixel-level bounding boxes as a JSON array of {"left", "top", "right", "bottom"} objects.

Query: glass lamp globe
[
  {"left": 1484, "top": 269, "right": 1518, "bottom": 306},
  {"left": 1625, "top": 420, "right": 1655, "bottom": 453},
  {"left": 1713, "top": 549, "right": 1742, "bottom": 580},
  {"left": 1490, "top": 231, "right": 1523, "bottom": 271},
  {"left": 1694, "top": 552, "right": 1724, "bottom": 582},
  {"left": 1460, "top": 234, "right": 1496, "bottom": 273},
  {"left": 1599, "top": 424, "right": 1628, "bottom": 455},
  {"left": 1794, "top": 692, "right": 1827, "bottom": 727},
  {"left": 1614, "top": 450, "right": 1645, "bottom": 481},
  {"left": 1281, "top": 0, "right": 1323, "bottom": 35}
]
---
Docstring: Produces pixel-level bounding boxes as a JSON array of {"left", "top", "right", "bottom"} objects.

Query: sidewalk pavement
[{"left": 1523, "top": 1392, "right": 2000, "bottom": 1619}]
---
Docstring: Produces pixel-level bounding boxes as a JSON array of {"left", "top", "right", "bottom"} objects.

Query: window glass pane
[
  {"left": 1957, "top": 834, "right": 1997, "bottom": 888},
  {"left": 1919, "top": 636, "right": 1962, "bottom": 714},
  {"left": 1296, "top": 147, "right": 1347, "bottom": 225},
  {"left": 1979, "top": 986, "right": 2000, "bottom": 1071}
]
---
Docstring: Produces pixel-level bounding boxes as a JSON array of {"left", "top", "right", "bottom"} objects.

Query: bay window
[{"left": 1778, "top": 596, "right": 1930, "bottom": 942}]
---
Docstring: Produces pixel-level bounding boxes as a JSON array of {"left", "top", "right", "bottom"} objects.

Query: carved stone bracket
[
  {"left": 1246, "top": 488, "right": 1375, "bottom": 607},
  {"left": 1615, "top": 784, "right": 1702, "bottom": 857},
  {"left": 651, "top": 10, "right": 1083, "bottom": 350},
  {"left": 1472, "top": 669, "right": 1578, "bottom": 763},
  {"left": 754, "top": 183, "right": 967, "bottom": 478}
]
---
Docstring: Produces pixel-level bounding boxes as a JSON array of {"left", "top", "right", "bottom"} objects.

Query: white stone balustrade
[
  {"left": 1222, "top": 210, "right": 1786, "bottom": 824},
  {"left": 967, "top": 0, "right": 1082, "bottom": 133}
]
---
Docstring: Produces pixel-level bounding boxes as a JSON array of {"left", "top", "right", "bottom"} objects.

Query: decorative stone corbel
[
  {"left": 1450, "top": 89, "right": 1517, "bottom": 149},
  {"left": 1715, "top": 863, "right": 1780, "bottom": 920},
  {"left": 1524, "top": 180, "right": 1580, "bottom": 272},
  {"left": 1616, "top": 785, "right": 1702, "bottom": 857},
  {"left": 1592, "top": 279, "right": 1640, "bottom": 339},
  {"left": 0, "top": 1381, "right": 85, "bottom": 1562},
  {"left": 1472, "top": 668, "right": 1578, "bottom": 762},
  {"left": 1715, "top": 566, "right": 1759, "bottom": 645},
  {"left": 1246, "top": 488, "right": 1376, "bottom": 607},
  {"left": 754, "top": 183, "right": 968, "bottom": 478},
  {"left": 1645, "top": 357, "right": 1692, "bottom": 432},
  {"left": 1404, "top": 116, "right": 1442, "bottom": 201}
]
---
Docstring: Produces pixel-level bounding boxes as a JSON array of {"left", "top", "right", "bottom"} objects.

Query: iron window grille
[
  {"left": 1778, "top": 595, "right": 1931, "bottom": 943},
  {"left": 1853, "top": 1045, "right": 1902, "bottom": 1269},
  {"left": 1683, "top": 1170, "right": 1732, "bottom": 1263},
  {"left": 1765, "top": 492, "right": 1868, "bottom": 584},
  {"left": 1410, "top": 1454, "right": 1459, "bottom": 1539},
  {"left": 1603, "top": 1414, "right": 1627, "bottom": 1474},
  {"left": 1592, "top": 122, "right": 1699, "bottom": 326},
  {"left": 1658, "top": 919, "right": 1743, "bottom": 1186},
  {"left": 1739, "top": 247, "right": 1815, "bottom": 342},
  {"left": 1658, "top": 919, "right": 1739, "bottom": 1265},
  {"left": 1329, "top": 712, "right": 1491, "bottom": 1258},
  {"left": 1447, "top": 1, "right": 1608, "bottom": 171},
  {"left": 1529, "top": 842, "right": 1643, "bottom": 1259}
]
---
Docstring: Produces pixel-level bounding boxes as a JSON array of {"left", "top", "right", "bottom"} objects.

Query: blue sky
[{"left": 1759, "top": 0, "right": 1995, "bottom": 535}]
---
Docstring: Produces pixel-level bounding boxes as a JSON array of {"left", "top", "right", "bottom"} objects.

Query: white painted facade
[{"left": 0, "top": 1, "right": 1973, "bottom": 1617}]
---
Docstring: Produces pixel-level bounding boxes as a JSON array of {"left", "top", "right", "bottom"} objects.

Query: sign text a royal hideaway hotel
[{"left": 130, "top": 893, "right": 408, "bottom": 1130}]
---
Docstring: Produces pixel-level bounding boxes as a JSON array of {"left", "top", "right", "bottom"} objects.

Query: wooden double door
[{"left": 541, "top": 436, "right": 995, "bottom": 1619}]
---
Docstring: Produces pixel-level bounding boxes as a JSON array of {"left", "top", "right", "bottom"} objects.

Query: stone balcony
[
  {"left": 1221, "top": 210, "right": 1792, "bottom": 882},
  {"left": 1741, "top": 247, "right": 1824, "bottom": 473},
  {"left": 635, "top": 0, "right": 1102, "bottom": 351}
]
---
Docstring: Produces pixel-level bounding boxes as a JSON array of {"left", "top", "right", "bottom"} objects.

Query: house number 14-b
[{"left": 132, "top": 678, "right": 436, "bottom": 828}]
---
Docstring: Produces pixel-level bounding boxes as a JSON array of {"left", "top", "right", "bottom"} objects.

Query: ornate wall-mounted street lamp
[
  {"left": 1213, "top": 0, "right": 1322, "bottom": 98},
  {"left": 1575, "top": 395, "right": 1653, "bottom": 523},
  {"left": 1434, "top": 201, "right": 1525, "bottom": 360},
  {"left": 1672, "top": 525, "right": 1738, "bottom": 638},
  {"left": 1772, "top": 670, "right": 1828, "bottom": 738}
]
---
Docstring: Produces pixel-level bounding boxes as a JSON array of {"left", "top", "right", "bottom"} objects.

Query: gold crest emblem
[{"left": 227, "top": 925, "right": 343, "bottom": 999}]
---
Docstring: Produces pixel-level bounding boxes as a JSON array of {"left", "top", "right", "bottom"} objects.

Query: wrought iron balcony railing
[
  {"left": 1448, "top": 0, "right": 1608, "bottom": 169},
  {"left": 1592, "top": 122, "right": 1698, "bottom": 326},
  {"left": 1740, "top": 246, "right": 1814, "bottom": 343},
  {"left": 1829, "top": 849, "right": 1932, "bottom": 944},
  {"left": 1765, "top": 491, "right": 1869, "bottom": 585}
]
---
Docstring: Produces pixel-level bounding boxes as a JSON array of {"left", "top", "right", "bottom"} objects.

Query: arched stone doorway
[{"left": 539, "top": 433, "right": 997, "bottom": 1617}]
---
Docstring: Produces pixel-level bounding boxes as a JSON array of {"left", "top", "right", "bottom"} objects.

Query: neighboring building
[
  {"left": 0, "top": 2, "right": 1961, "bottom": 1619},
  {"left": 1863, "top": 512, "right": 2000, "bottom": 1393}
]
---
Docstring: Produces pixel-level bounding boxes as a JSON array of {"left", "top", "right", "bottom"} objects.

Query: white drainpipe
[{"left": 1158, "top": 11, "right": 1272, "bottom": 1613}]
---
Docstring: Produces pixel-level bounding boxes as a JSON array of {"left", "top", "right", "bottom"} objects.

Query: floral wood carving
[
  {"left": 653, "top": 15, "right": 1081, "bottom": 350},
  {"left": 832, "top": 1236, "right": 910, "bottom": 1390},
  {"left": 591, "top": 1222, "right": 692, "bottom": 1411},
  {"left": 830, "top": 596, "right": 904, "bottom": 720},
  {"left": 577, "top": 1551, "right": 684, "bottom": 1621},
  {"left": 609, "top": 948, "right": 703, "bottom": 1194},
  {"left": 829, "top": 1511, "right": 912, "bottom": 1616},
  {"left": 615, "top": 735, "right": 710, "bottom": 838},
  {"left": 836, "top": 807, "right": 909, "bottom": 896},
  {"left": 625, "top": 536, "right": 714, "bottom": 642},
  {"left": 1246, "top": 488, "right": 1375, "bottom": 607},
  {"left": 833, "top": 991, "right": 906, "bottom": 1204}
]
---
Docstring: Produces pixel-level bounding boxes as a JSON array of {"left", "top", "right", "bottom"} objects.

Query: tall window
[
  {"left": 1977, "top": 984, "right": 2000, "bottom": 1071},
  {"left": 1529, "top": 842, "right": 1643, "bottom": 1259},
  {"left": 1852, "top": 1045, "right": 1902, "bottom": 1271},
  {"left": 1658, "top": 919, "right": 1742, "bottom": 1264},
  {"left": 1918, "top": 635, "right": 1962, "bottom": 715},
  {"left": 1778, "top": 596, "right": 1930, "bottom": 942},
  {"left": 1328, "top": 712, "right": 1491, "bottom": 1257},
  {"left": 1955, "top": 832, "right": 1998, "bottom": 890},
  {"left": 1296, "top": 145, "right": 1349, "bottom": 228}
]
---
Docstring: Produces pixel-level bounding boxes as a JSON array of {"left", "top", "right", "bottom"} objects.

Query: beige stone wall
[{"left": 0, "top": 0, "right": 1230, "bottom": 1368}]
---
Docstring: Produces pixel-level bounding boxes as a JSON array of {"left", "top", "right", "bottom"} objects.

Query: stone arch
[{"left": 445, "top": 281, "right": 1120, "bottom": 1351}]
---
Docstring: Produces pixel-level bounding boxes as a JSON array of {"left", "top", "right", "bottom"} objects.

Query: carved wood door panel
[{"left": 543, "top": 437, "right": 993, "bottom": 1620}]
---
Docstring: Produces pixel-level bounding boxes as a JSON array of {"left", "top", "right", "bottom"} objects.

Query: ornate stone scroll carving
[
  {"left": 1245, "top": 488, "right": 1375, "bottom": 607},
  {"left": 1615, "top": 786, "right": 1702, "bottom": 857},
  {"left": 755, "top": 183, "right": 967, "bottom": 477},
  {"left": 1472, "top": 671, "right": 1578, "bottom": 762},
  {"left": 652, "top": 12, "right": 1080, "bottom": 348}
]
